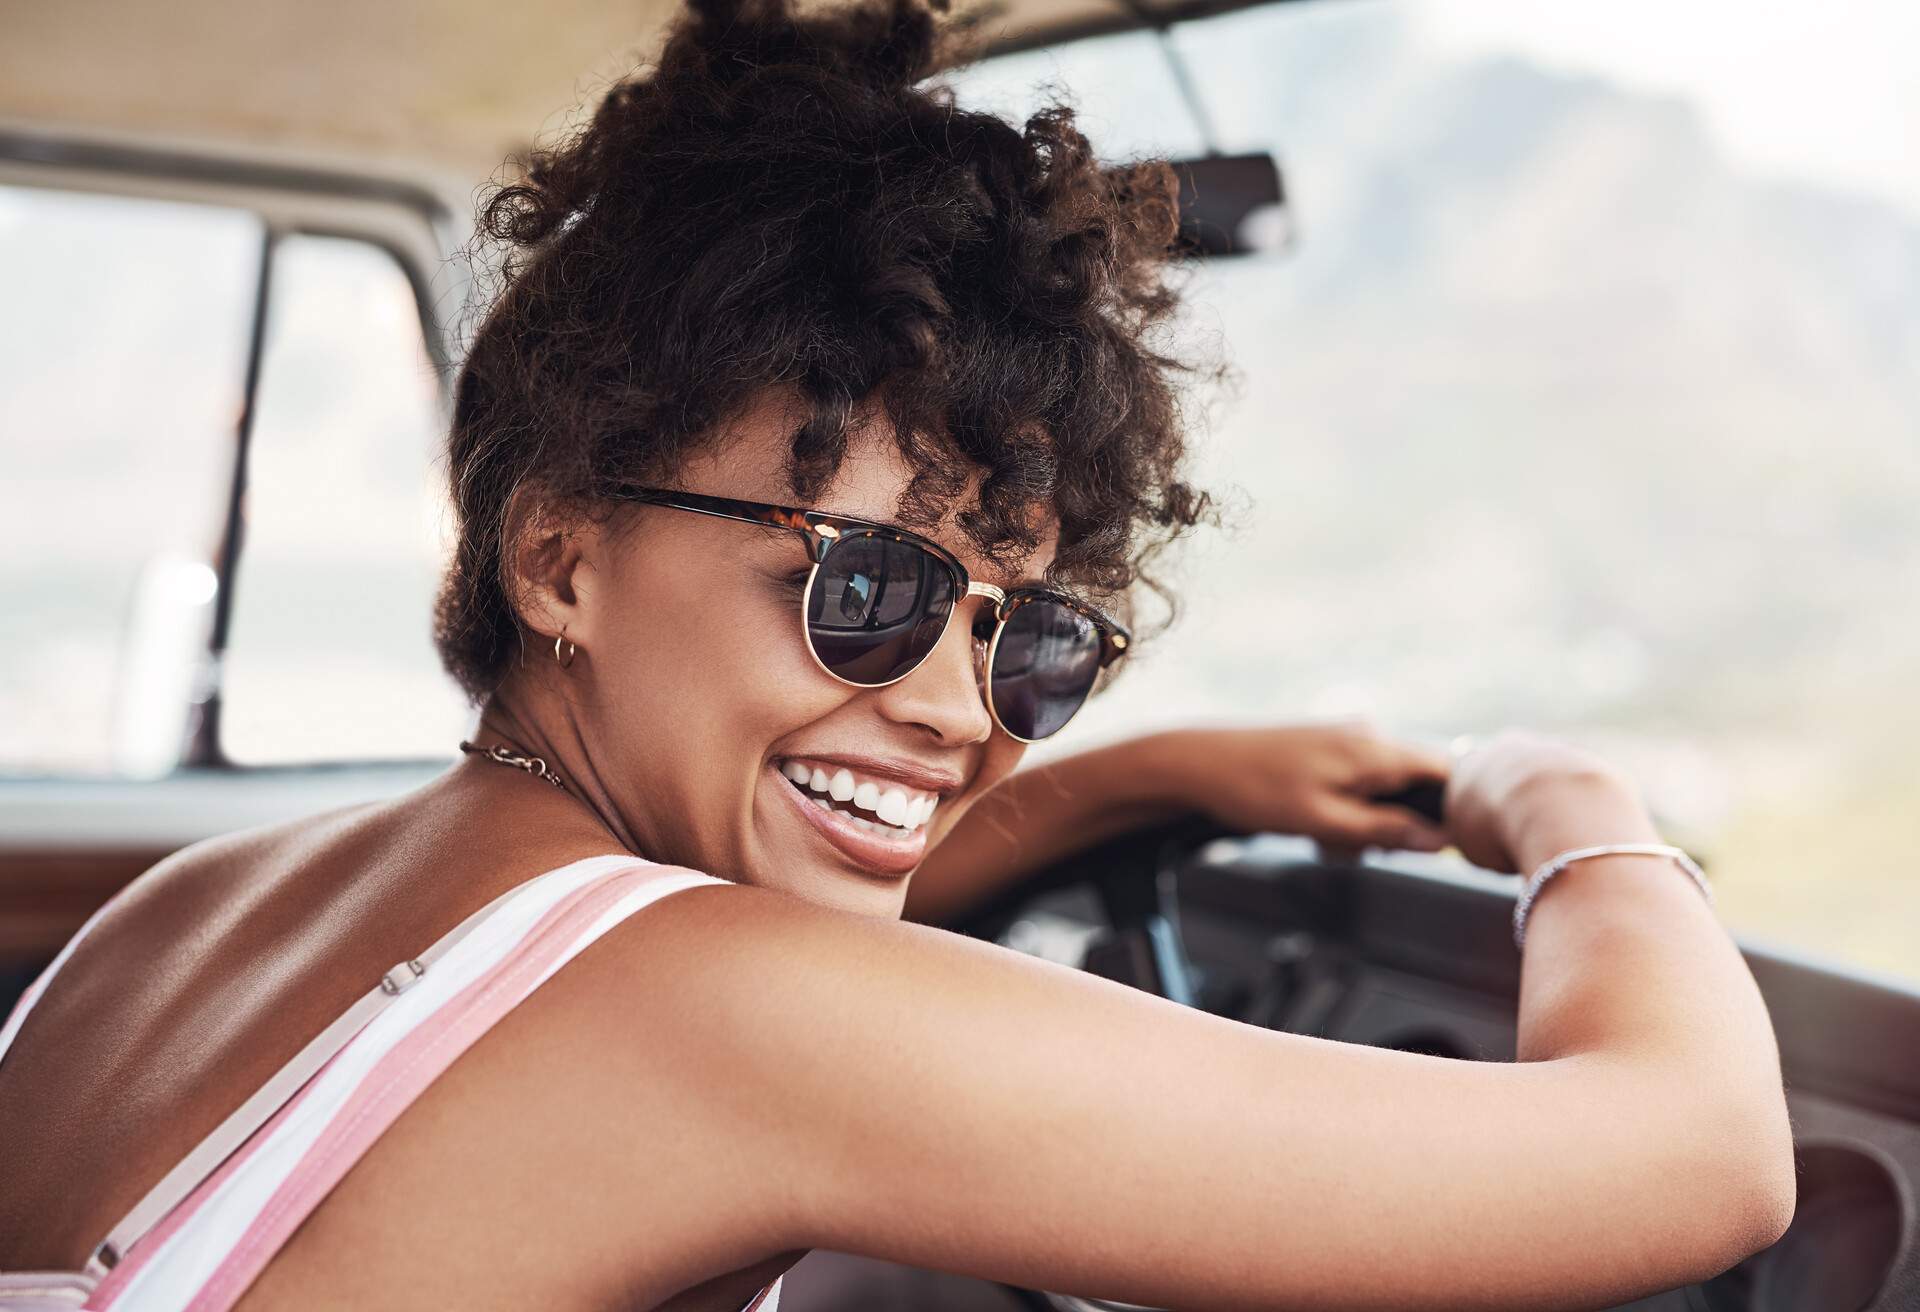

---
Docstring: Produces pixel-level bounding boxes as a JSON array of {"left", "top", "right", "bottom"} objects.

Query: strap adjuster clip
[{"left": 380, "top": 959, "right": 427, "bottom": 995}]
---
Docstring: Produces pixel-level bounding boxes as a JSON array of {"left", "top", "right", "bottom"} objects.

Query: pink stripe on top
[
  {"left": 189, "top": 867, "right": 697, "bottom": 1309},
  {"left": 0, "top": 854, "right": 782, "bottom": 1312}
]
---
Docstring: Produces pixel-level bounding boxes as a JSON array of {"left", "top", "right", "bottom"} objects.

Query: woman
[{"left": 0, "top": 0, "right": 1793, "bottom": 1306}]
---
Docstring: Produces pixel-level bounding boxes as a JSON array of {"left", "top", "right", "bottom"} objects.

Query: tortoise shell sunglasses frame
[{"left": 601, "top": 484, "right": 1131, "bottom": 743}]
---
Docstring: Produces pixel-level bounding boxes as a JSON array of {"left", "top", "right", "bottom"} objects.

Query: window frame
[{"left": 0, "top": 127, "right": 467, "bottom": 778}]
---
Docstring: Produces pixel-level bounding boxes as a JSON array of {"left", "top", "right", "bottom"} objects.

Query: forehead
[{"left": 677, "top": 389, "right": 1060, "bottom": 588}]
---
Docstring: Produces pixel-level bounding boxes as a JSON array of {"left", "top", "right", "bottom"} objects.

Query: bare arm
[
  {"left": 904, "top": 723, "right": 1450, "bottom": 925},
  {"left": 586, "top": 734, "right": 1792, "bottom": 1312},
  {"left": 611, "top": 886, "right": 1789, "bottom": 1309}
]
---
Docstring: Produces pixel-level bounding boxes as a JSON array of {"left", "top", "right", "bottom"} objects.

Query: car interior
[{"left": 4, "top": 0, "right": 1917, "bottom": 1308}]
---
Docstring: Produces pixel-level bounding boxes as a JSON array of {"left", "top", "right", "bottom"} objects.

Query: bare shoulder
[
  {"left": 495, "top": 878, "right": 1316, "bottom": 1300},
  {"left": 115, "top": 798, "right": 383, "bottom": 907},
  {"left": 244, "top": 876, "right": 822, "bottom": 1310}
]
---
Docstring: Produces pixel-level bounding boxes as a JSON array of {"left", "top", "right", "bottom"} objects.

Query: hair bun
[
  {"left": 482, "top": 0, "right": 966, "bottom": 249},
  {"left": 676, "top": 0, "right": 955, "bottom": 93},
  {"left": 436, "top": 0, "right": 1221, "bottom": 705}
]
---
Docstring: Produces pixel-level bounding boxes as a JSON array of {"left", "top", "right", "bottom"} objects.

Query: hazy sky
[
  {"left": 958, "top": 0, "right": 1919, "bottom": 225},
  {"left": 1419, "top": 0, "right": 1920, "bottom": 220}
]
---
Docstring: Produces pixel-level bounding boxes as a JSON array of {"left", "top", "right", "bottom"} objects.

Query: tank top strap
[
  {"left": 86, "top": 856, "right": 672, "bottom": 1275},
  {"left": 3, "top": 853, "right": 743, "bottom": 1311},
  {"left": 107, "top": 856, "right": 735, "bottom": 1310}
]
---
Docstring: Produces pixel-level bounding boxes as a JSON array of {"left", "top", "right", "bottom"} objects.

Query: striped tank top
[{"left": 0, "top": 854, "right": 782, "bottom": 1312}]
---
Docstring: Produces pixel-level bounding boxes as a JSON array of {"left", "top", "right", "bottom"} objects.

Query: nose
[{"left": 868, "top": 594, "right": 996, "bottom": 745}]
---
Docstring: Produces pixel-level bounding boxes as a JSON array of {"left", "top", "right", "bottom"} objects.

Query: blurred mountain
[{"left": 1146, "top": 8, "right": 1920, "bottom": 745}]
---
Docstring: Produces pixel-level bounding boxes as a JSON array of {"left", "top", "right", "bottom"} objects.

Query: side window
[
  {"left": 0, "top": 184, "right": 261, "bottom": 778},
  {"left": 221, "top": 235, "right": 471, "bottom": 763},
  {"left": 0, "top": 182, "right": 470, "bottom": 777}
]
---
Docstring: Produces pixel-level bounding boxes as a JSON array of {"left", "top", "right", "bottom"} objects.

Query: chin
[
  {"left": 728, "top": 830, "right": 911, "bottom": 919},
  {"left": 788, "top": 860, "right": 912, "bottom": 918}
]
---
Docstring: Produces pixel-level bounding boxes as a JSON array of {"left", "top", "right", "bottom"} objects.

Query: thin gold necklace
[{"left": 458, "top": 738, "right": 572, "bottom": 797}]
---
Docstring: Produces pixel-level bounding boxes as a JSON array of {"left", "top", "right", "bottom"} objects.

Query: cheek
[
  {"left": 596, "top": 567, "right": 845, "bottom": 747},
  {"left": 937, "top": 737, "right": 1026, "bottom": 835},
  {"left": 981, "top": 737, "right": 1027, "bottom": 790}
]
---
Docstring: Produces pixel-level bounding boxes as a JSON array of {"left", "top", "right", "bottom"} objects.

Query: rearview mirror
[{"left": 1169, "top": 151, "right": 1289, "bottom": 258}]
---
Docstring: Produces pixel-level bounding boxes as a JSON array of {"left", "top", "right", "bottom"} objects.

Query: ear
[{"left": 502, "top": 491, "right": 608, "bottom": 653}]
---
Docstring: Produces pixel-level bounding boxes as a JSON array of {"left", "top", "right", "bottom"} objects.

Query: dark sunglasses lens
[
  {"left": 806, "top": 534, "right": 955, "bottom": 684},
  {"left": 989, "top": 597, "right": 1104, "bottom": 740}
]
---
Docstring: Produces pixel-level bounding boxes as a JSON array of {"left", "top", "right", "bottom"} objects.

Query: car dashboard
[{"left": 961, "top": 831, "right": 1920, "bottom": 1312}]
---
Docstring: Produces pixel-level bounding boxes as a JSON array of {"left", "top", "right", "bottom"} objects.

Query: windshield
[{"left": 950, "top": 0, "right": 1920, "bottom": 984}]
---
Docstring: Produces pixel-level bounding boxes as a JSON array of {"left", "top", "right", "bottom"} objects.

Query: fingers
[
  {"left": 1396, "top": 740, "right": 1452, "bottom": 783},
  {"left": 1317, "top": 725, "right": 1455, "bottom": 850},
  {"left": 1314, "top": 795, "right": 1450, "bottom": 854},
  {"left": 1349, "top": 729, "right": 1451, "bottom": 792}
]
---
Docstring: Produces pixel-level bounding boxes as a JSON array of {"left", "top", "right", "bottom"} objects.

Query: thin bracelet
[{"left": 1512, "top": 843, "right": 1713, "bottom": 950}]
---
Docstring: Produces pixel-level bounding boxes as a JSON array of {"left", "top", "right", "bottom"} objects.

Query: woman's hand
[
  {"left": 1156, "top": 721, "right": 1451, "bottom": 852},
  {"left": 1444, "top": 729, "right": 1660, "bottom": 874}
]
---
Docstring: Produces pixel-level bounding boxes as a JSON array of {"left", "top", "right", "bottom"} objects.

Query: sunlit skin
[{"left": 0, "top": 386, "right": 1794, "bottom": 1311}]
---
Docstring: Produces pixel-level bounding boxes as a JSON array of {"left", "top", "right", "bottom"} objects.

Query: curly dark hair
[{"left": 431, "top": 0, "right": 1224, "bottom": 704}]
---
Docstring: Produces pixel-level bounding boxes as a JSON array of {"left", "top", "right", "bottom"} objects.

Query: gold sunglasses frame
[{"left": 604, "top": 485, "right": 1130, "bottom": 743}]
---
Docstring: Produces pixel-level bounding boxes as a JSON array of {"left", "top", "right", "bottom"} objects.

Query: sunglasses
[{"left": 605, "top": 486, "right": 1130, "bottom": 742}]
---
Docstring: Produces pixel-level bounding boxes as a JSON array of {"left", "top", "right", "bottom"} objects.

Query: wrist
[
  {"left": 1508, "top": 773, "right": 1660, "bottom": 873},
  {"left": 1513, "top": 843, "right": 1712, "bottom": 948}
]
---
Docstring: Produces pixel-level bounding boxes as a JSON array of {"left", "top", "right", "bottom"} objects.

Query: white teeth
[
  {"left": 875, "top": 788, "right": 910, "bottom": 826},
  {"left": 777, "top": 760, "right": 941, "bottom": 833}
]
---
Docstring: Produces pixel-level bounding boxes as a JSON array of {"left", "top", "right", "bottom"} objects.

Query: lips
[{"left": 769, "top": 762, "right": 928, "bottom": 877}]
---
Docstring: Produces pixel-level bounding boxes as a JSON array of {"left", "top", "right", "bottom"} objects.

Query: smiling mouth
[{"left": 771, "top": 760, "right": 936, "bottom": 841}]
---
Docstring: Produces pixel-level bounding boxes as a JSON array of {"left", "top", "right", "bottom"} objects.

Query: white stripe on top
[
  {"left": 0, "top": 852, "right": 781, "bottom": 1312},
  {"left": 104, "top": 855, "right": 730, "bottom": 1310}
]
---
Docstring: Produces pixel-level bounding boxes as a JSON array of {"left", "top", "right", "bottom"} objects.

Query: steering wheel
[
  {"left": 945, "top": 810, "right": 1233, "bottom": 1004},
  {"left": 941, "top": 784, "right": 1448, "bottom": 1312}
]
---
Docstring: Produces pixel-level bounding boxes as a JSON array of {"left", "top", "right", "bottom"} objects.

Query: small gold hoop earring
[{"left": 554, "top": 632, "right": 578, "bottom": 669}]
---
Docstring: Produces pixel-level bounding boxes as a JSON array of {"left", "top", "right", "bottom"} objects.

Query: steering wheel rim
[{"left": 942, "top": 811, "right": 1237, "bottom": 947}]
